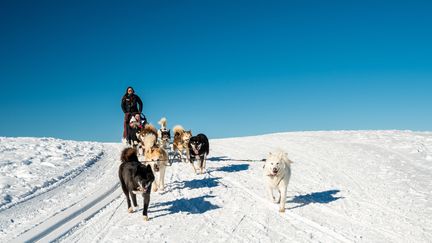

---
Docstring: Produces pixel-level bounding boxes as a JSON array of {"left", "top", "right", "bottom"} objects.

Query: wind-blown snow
[
  {"left": 0, "top": 137, "right": 104, "bottom": 210},
  {"left": 0, "top": 131, "right": 431, "bottom": 242}
]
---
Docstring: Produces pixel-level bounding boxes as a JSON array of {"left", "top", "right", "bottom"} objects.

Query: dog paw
[
  {"left": 279, "top": 208, "right": 285, "bottom": 213},
  {"left": 128, "top": 207, "right": 134, "bottom": 213},
  {"left": 143, "top": 216, "right": 149, "bottom": 221}
]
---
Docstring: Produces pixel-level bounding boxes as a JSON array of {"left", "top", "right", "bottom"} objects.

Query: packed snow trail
[
  {"left": 0, "top": 141, "right": 122, "bottom": 242},
  {"left": 1, "top": 131, "right": 431, "bottom": 242},
  {"left": 12, "top": 183, "right": 120, "bottom": 242}
]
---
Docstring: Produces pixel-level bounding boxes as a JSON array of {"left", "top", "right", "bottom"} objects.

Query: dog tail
[
  {"left": 158, "top": 117, "right": 167, "bottom": 129},
  {"left": 143, "top": 133, "right": 157, "bottom": 150},
  {"left": 121, "top": 147, "right": 138, "bottom": 163},
  {"left": 173, "top": 125, "right": 184, "bottom": 136}
]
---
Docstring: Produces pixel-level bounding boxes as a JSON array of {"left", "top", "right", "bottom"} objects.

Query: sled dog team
[{"left": 119, "top": 117, "right": 293, "bottom": 221}]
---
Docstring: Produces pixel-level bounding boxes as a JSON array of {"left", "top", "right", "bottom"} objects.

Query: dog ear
[{"left": 279, "top": 152, "right": 290, "bottom": 163}]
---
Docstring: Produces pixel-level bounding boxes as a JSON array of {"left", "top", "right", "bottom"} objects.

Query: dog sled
[{"left": 126, "top": 113, "right": 147, "bottom": 147}]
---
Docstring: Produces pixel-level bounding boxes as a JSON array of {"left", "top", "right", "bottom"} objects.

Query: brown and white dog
[
  {"left": 172, "top": 125, "right": 192, "bottom": 163},
  {"left": 136, "top": 124, "right": 158, "bottom": 157},
  {"left": 143, "top": 133, "right": 169, "bottom": 192}
]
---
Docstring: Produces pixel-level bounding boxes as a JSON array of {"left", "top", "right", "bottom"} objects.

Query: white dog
[{"left": 263, "top": 150, "right": 293, "bottom": 212}]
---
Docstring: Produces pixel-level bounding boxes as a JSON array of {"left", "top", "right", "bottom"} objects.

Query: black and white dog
[
  {"left": 118, "top": 148, "right": 155, "bottom": 221},
  {"left": 188, "top": 133, "right": 209, "bottom": 174},
  {"left": 157, "top": 117, "right": 171, "bottom": 150},
  {"left": 159, "top": 129, "right": 171, "bottom": 149}
]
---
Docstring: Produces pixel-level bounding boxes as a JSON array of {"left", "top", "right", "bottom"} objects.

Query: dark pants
[{"left": 123, "top": 113, "right": 131, "bottom": 139}]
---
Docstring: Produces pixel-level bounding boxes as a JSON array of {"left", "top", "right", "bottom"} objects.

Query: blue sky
[{"left": 0, "top": 0, "right": 431, "bottom": 142}]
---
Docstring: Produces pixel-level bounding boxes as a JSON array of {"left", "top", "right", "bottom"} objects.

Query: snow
[
  {"left": 0, "top": 137, "right": 104, "bottom": 210},
  {"left": 0, "top": 131, "right": 431, "bottom": 242}
]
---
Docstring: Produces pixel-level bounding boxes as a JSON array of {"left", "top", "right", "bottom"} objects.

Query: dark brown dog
[{"left": 119, "top": 148, "right": 155, "bottom": 221}]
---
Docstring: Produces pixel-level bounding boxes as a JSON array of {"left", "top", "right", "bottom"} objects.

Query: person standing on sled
[{"left": 121, "top": 86, "right": 143, "bottom": 144}]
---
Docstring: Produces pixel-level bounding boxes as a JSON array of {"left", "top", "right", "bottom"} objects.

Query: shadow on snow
[
  {"left": 150, "top": 195, "right": 219, "bottom": 218},
  {"left": 168, "top": 176, "right": 222, "bottom": 191},
  {"left": 210, "top": 164, "right": 249, "bottom": 173},
  {"left": 287, "top": 189, "right": 343, "bottom": 210}
]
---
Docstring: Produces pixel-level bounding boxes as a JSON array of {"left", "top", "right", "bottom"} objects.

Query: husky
[
  {"left": 157, "top": 117, "right": 171, "bottom": 150},
  {"left": 143, "top": 133, "right": 169, "bottom": 192},
  {"left": 188, "top": 134, "right": 209, "bottom": 174},
  {"left": 137, "top": 123, "right": 158, "bottom": 142},
  {"left": 263, "top": 150, "right": 293, "bottom": 213},
  {"left": 157, "top": 117, "right": 168, "bottom": 136},
  {"left": 118, "top": 148, "right": 155, "bottom": 221},
  {"left": 172, "top": 125, "right": 192, "bottom": 163},
  {"left": 136, "top": 124, "right": 158, "bottom": 157}
]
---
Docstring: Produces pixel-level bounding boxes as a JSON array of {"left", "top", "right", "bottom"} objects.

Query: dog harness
[{"left": 267, "top": 173, "right": 285, "bottom": 186}]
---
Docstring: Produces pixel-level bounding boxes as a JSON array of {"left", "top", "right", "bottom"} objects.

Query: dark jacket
[{"left": 121, "top": 94, "right": 143, "bottom": 114}]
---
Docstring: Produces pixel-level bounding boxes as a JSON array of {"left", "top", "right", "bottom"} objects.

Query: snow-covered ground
[
  {"left": 0, "top": 131, "right": 431, "bottom": 242},
  {"left": 0, "top": 137, "right": 104, "bottom": 209}
]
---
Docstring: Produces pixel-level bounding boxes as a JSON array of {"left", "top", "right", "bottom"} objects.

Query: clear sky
[{"left": 0, "top": 0, "right": 431, "bottom": 142}]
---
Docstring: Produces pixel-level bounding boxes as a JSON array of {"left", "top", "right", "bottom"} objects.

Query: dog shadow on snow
[
  {"left": 207, "top": 156, "right": 250, "bottom": 174},
  {"left": 150, "top": 195, "right": 220, "bottom": 219},
  {"left": 210, "top": 164, "right": 249, "bottom": 173},
  {"left": 169, "top": 176, "right": 221, "bottom": 191},
  {"left": 286, "top": 189, "right": 343, "bottom": 210}
]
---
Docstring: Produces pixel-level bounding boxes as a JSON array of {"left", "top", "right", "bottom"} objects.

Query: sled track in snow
[
  {"left": 207, "top": 170, "right": 352, "bottom": 243},
  {"left": 12, "top": 182, "right": 121, "bottom": 243},
  {"left": 0, "top": 152, "right": 105, "bottom": 212}
]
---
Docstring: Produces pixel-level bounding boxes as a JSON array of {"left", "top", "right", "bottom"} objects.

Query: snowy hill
[{"left": 0, "top": 131, "right": 431, "bottom": 242}]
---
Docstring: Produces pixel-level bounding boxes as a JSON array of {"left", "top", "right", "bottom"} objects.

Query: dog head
[
  {"left": 264, "top": 151, "right": 291, "bottom": 176},
  {"left": 161, "top": 129, "right": 171, "bottom": 142},
  {"left": 138, "top": 124, "right": 158, "bottom": 141},
  {"left": 135, "top": 164, "right": 155, "bottom": 192},
  {"left": 143, "top": 133, "right": 157, "bottom": 151},
  {"left": 144, "top": 145, "right": 169, "bottom": 172},
  {"left": 189, "top": 136, "right": 203, "bottom": 155},
  {"left": 182, "top": 130, "right": 192, "bottom": 144}
]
